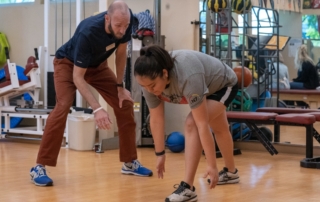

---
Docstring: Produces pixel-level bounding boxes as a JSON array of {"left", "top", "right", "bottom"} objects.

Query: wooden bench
[{"left": 271, "top": 89, "right": 320, "bottom": 108}]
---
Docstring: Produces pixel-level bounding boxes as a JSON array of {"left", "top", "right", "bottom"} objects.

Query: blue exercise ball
[{"left": 166, "top": 131, "right": 185, "bottom": 153}]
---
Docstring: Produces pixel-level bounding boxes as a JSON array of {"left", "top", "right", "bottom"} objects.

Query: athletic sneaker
[
  {"left": 30, "top": 165, "right": 53, "bottom": 186},
  {"left": 165, "top": 181, "right": 197, "bottom": 202},
  {"left": 217, "top": 167, "right": 240, "bottom": 185},
  {"left": 121, "top": 160, "right": 153, "bottom": 177}
]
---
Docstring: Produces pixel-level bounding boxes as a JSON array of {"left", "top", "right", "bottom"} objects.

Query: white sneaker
[
  {"left": 165, "top": 181, "right": 197, "bottom": 202},
  {"left": 217, "top": 167, "right": 240, "bottom": 185}
]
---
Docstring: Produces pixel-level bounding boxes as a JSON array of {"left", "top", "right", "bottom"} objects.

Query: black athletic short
[{"left": 206, "top": 84, "right": 238, "bottom": 107}]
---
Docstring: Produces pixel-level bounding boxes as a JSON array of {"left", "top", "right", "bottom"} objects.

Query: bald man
[{"left": 30, "top": 1, "right": 153, "bottom": 187}]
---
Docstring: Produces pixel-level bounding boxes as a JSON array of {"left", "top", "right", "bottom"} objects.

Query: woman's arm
[
  {"left": 190, "top": 97, "right": 217, "bottom": 168},
  {"left": 294, "top": 63, "right": 308, "bottom": 82},
  {"left": 149, "top": 101, "right": 165, "bottom": 153}
]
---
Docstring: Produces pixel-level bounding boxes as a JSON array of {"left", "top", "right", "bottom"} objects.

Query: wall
[
  {"left": 0, "top": 0, "right": 198, "bottom": 136},
  {"left": 278, "top": 10, "right": 302, "bottom": 80}
]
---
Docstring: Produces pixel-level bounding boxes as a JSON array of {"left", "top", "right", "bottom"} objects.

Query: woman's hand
[
  {"left": 203, "top": 165, "right": 219, "bottom": 189},
  {"left": 156, "top": 155, "right": 166, "bottom": 179}
]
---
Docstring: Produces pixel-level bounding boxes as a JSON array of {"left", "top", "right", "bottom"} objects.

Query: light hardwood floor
[{"left": 1, "top": 140, "right": 320, "bottom": 202}]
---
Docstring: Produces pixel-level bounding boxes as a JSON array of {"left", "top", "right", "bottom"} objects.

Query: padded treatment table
[
  {"left": 275, "top": 113, "right": 320, "bottom": 168},
  {"left": 271, "top": 89, "right": 320, "bottom": 108},
  {"left": 227, "top": 112, "right": 279, "bottom": 155},
  {"left": 228, "top": 111, "right": 320, "bottom": 168},
  {"left": 257, "top": 107, "right": 320, "bottom": 143}
]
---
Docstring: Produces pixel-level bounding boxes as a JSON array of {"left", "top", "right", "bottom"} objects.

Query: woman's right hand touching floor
[{"left": 203, "top": 166, "right": 219, "bottom": 189}]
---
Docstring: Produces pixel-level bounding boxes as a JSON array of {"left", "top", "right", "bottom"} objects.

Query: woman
[
  {"left": 290, "top": 44, "right": 319, "bottom": 89},
  {"left": 134, "top": 45, "right": 239, "bottom": 202},
  {"left": 289, "top": 44, "right": 319, "bottom": 108},
  {"left": 269, "top": 52, "right": 290, "bottom": 90}
]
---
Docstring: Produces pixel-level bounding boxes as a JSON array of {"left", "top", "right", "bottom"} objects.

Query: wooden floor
[{"left": 1, "top": 140, "right": 320, "bottom": 202}]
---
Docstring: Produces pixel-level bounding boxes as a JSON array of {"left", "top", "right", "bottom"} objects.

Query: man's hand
[
  {"left": 117, "top": 87, "right": 134, "bottom": 108},
  {"left": 94, "top": 109, "right": 113, "bottom": 130}
]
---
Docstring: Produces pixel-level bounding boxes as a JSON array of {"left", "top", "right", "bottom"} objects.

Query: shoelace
[
  {"left": 219, "top": 169, "right": 229, "bottom": 179},
  {"left": 131, "top": 160, "right": 143, "bottom": 170},
  {"left": 172, "top": 184, "right": 186, "bottom": 194},
  {"left": 36, "top": 166, "right": 47, "bottom": 177}
]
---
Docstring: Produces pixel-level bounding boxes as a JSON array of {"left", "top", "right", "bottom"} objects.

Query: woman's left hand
[{"left": 156, "top": 155, "right": 166, "bottom": 179}]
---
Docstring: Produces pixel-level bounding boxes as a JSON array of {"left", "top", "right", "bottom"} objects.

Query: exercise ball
[
  {"left": 166, "top": 131, "right": 185, "bottom": 153},
  {"left": 232, "top": 0, "right": 252, "bottom": 14},
  {"left": 208, "top": 0, "right": 227, "bottom": 12},
  {"left": 233, "top": 66, "right": 252, "bottom": 89}
]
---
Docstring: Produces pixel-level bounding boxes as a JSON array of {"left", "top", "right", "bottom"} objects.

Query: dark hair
[{"left": 134, "top": 45, "right": 174, "bottom": 80}]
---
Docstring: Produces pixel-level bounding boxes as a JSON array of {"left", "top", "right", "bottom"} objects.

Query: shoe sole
[
  {"left": 121, "top": 170, "right": 153, "bottom": 177},
  {"left": 30, "top": 174, "right": 53, "bottom": 186},
  {"left": 208, "top": 178, "right": 240, "bottom": 185},
  {"left": 165, "top": 196, "right": 198, "bottom": 202},
  {"left": 217, "top": 178, "right": 240, "bottom": 185}
]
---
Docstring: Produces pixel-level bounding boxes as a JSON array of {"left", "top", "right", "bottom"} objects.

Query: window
[
  {"left": 0, "top": 0, "right": 34, "bottom": 4},
  {"left": 238, "top": 7, "right": 274, "bottom": 35},
  {"left": 302, "top": 15, "right": 320, "bottom": 46}
]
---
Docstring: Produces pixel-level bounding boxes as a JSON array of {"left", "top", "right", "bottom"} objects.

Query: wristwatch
[{"left": 116, "top": 82, "right": 124, "bottom": 88}]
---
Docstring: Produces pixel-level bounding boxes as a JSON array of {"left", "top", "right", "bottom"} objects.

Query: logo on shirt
[
  {"left": 189, "top": 94, "right": 200, "bottom": 105},
  {"left": 77, "top": 61, "right": 82, "bottom": 64}
]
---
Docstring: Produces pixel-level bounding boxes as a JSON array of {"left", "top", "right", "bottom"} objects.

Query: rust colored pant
[{"left": 37, "top": 57, "right": 137, "bottom": 166}]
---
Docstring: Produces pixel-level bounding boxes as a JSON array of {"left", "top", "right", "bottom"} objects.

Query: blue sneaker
[
  {"left": 30, "top": 165, "right": 53, "bottom": 186},
  {"left": 121, "top": 160, "right": 153, "bottom": 177}
]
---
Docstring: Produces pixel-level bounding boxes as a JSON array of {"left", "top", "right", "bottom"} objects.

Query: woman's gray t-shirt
[{"left": 142, "top": 50, "right": 237, "bottom": 109}]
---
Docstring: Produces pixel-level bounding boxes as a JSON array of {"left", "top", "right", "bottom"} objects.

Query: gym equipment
[
  {"left": 132, "top": 29, "right": 154, "bottom": 40},
  {"left": 233, "top": 66, "right": 252, "bottom": 89},
  {"left": 231, "top": 0, "right": 252, "bottom": 14},
  {"left": 251, "top": 90, "right": 271, "bottom": 111},
  {"left": 0, "top": 47, "right": 71, "bottom": 143},
  {"left": 250, "top": 126, "right": 273, "bottom": 141},
  {"left": 231, "top": 122, "right": 251, "bottom": 141},
  {"left": 228, "top": 89, "right": 253, "bottom": 112},
  {"left": 0, "top": 32, "right": 9, "bottom": 67},
  {"left": 207, "top": 0, "right": 228, "bottom": 13},
  {"left": 166, "top": 131, "right": 185, "bottom": 153},
  {"left": 0, "top": 65, "right": 32, "bottom": 129}
]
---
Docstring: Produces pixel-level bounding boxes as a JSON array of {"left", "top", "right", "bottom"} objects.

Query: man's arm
[
  {"left": 115, "top": 42, "right": 128, "bottom": 84},
  {"left": 73, "top": 65, "right": 112, "bottom": 130},
  {"left": 114, "top": 42, "right": 134, "bottom": 108},
  {"left": 73, "top": 65, "right": 100, "bottom": 110}
]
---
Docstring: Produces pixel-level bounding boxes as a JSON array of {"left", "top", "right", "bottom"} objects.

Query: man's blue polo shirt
[{"left": 56, "top": 10, "right": 133, "bottom": 68}]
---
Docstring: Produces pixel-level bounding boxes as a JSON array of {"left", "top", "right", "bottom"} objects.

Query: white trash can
[{"left": 67, "top": 111, "right": 96, "bottom": 151}]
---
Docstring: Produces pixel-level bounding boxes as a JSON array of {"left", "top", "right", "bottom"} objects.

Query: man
[{"left": 30, "top": 0, "right": 153, "bottom": 186}]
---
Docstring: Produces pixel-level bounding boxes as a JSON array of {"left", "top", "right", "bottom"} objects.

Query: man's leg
[
  {"left": 31, "top": 58, "right": 77, "bottom": 186},
  {"left": 86, "top": 64, "right": 152, "bottom": 176}
]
